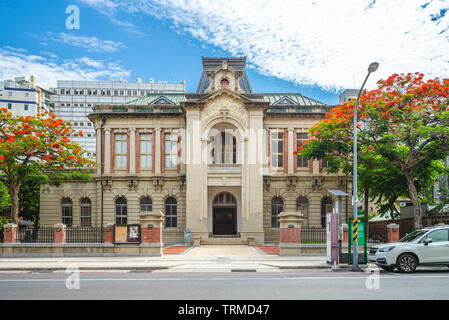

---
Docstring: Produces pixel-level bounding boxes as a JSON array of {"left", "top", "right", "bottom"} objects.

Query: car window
[
  {"left": 424, "top": 229, "right": 449, "bottom": 243},
  {"left": 399, "top": 230, "right": 427, "bottom": 242}
]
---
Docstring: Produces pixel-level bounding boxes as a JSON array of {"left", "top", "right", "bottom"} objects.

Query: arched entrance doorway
[{"left": 212, "top": 192, "right": 237, "bottom": 235}]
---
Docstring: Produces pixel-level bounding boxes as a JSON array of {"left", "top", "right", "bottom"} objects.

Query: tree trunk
[
  {"left": 404, "top": 170, "right": 422, "bottom": 230},
  {"left": 9, "top": 186, "right": 20, "bottom": 224}
]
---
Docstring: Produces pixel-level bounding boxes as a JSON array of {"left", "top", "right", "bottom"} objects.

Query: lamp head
[{"left": 368, "top": 62, "right": 379, "bottom": 73}]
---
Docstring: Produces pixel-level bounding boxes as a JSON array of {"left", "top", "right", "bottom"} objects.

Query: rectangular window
[
  {"left": 8, "top": 103, "right": 12, "bottom": 110},
  {"left": 24, "top": 104, "right": 28, "bottom": 111},
  {"left": 271, "top": 132, "right": 284, "bottom": 168},
  {"left": 164, "top": 132, "right": 178, "bottom": 168},
  {"left": 296, "top": 132, "right": 308, "bottom": 167},
  {"left": 140, "top": 133, "right": 153, "bottom": 168},
  {"left": 115, "top": 133, "right": 127, "bottom": 169}
]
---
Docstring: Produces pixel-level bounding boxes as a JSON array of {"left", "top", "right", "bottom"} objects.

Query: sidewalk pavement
[{"left": 0, "top": 245, "right": 372, "bottom": 272}]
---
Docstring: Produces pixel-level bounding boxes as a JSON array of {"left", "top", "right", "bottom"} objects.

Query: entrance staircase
[{"left": 200, "top": 233, "right": 248, "bottom": 245}]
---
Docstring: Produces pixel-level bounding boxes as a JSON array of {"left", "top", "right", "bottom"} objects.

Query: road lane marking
[{"left": 1, "top": 274, "right": 449, "bottom": 282}]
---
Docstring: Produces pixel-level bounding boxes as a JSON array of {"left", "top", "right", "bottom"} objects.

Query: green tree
[
  {"left": 0, "top": 109, "right": 94, "bottom": 224},
  {"left": 299, "top": 73, "right": 449, "bottom": 229}
]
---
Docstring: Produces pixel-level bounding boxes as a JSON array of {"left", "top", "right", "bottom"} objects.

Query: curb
[{"left": 0, "top": 266, "right": 169, "bottom": 271}]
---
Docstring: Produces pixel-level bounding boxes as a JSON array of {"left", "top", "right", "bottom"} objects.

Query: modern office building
[
  {"left": 0, "top": 76, "right": 54, "bottom": 116},
  {"left": 50, "top": 79, "right": 186, "bottom": 156},
  {"left": 40, "top": 57, "right": 353, "bottom": 245}
]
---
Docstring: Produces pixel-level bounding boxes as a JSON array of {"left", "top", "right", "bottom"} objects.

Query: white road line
[{"left": 1, "top": 274, "right": 449, "bottom": 282}]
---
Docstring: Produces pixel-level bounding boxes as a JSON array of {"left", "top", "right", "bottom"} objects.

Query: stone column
[
  {"left": 129, "top": 128, "right": 136, "bottom": 174},
  {"left": 53, "top": 223, "right": 67, "bottom": 244},
  {"left": 287, "top": 128, "right": 294, "bottom": 174},
  {"left": 279, "top": 211, "right": 303, "bottom": 255},
  {"left": 104, "top": 129, "right": 111, "bottom": 175},
  {"left": 154, "top": 128, "right": 161, "bottom": 174},
  {"left": 95, "top": 127, "right": 102, "bottom": 176},
  {"left": 139, "top": 211, "right": 164, "bottom": 256},
  {"left": 3, "top": 223, "right": 17, "bottom": 244},
  {"left": 387, "top": 223, "right": 400, "bottom": 243}
]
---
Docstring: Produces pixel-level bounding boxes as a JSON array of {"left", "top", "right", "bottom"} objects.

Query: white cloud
[
  {"left": 83, "top": 0, "right": 449, "bottom": 91},
  {"left": 0, "top": 47, "right": 131, "bottom": 88},
  {"left": 44, "top": 32, "right": 126, "bottom": 53}
]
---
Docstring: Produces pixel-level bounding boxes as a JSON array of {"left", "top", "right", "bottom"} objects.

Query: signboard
[
  {"left": 184, "top": 230, "right": 192, "bottom": 244},
  {"left": 349, "top": 218, "right": 365, "bottom": 245},
  {"left": 114, "top": 224, "right": 141, "bottom": 244}
]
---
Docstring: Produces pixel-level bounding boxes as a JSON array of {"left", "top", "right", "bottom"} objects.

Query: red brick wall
[{"left": 280, "top": 228, "right": 301, "bottom": 243}]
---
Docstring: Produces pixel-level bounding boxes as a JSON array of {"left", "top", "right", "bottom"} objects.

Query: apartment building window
[
  {"left": 65, "top": 89, "right": 70, "bottom": 94},
  {"left": 140, "top": 133, "right": 153, "bottom": 168},
  {"left": 271, "top": 131, "right": 284, "bottom": 168},
  {"left": 60, "top": 89, "right": 65, "bottom": 95},
  {"left": 164, "top": 132, "right": 178, "bottom": 168},
  {"left": 24, "top": 104, "right": 28, "bottom": 111},
  {"left": 79, "top": 89, "right": 84, "bottom": 95},
  {"left": 74, "top": 89, "right": 79, "bottom": 95},
  {"left": 114, "top": 90, "right": 118, "bottom": 96},
  {"left": 120, "top": 90, "right": 124, "bottom": 96},
  {"left": 296, "top": 132, "right": 308, "bottom": 167},
  {"left": 106, "top": 90, "right": 111, "bottom": 96},
  {"left": 8, "top": 92, "right": 12, "bottom": 97},
  {"left": 8, "top": 103, "right": 12, "bottom": 110},
  {"left": 87, "top": 90, "right": 92, "bottom": 95},
  {"left": 101, "top": 90, "right": 106, "bottom": 96},
  {"left": 25, "top": 93, "right": 29, "bottom": 97},
  {"left": 92, "top": 90, "right": 97, "bottom": 95},
  {"left": 127, "top": 90, "right": 131, "bottom": 96},
  {"left": 114, "top": 133, "right": 127, "bottom": 169},
  {"left": 133, "top": 90, "right": 137, "bottom": 96}
]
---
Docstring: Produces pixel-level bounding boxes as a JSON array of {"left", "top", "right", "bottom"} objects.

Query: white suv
[{"left": 368, "top": 225, "right": 449, "bottom": 272}]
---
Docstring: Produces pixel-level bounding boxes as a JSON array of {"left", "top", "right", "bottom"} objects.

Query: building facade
[
  {"left": 50, "top": 79, "right": 186, "bottom": 156},
  {"left": 0, "top": 76, "right": 54, "bottom": 117},
  {"left": 40, "top": 57, "right": 352, "bottom": 245}
]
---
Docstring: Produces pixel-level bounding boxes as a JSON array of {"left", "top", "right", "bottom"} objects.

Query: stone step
[{"left": 200, "top": 237, "right": 249, "bottom": 245}]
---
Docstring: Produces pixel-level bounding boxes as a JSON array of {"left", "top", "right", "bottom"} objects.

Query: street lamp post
[{"left": 351, "top": 62, "right": 379, "bottom": 271}]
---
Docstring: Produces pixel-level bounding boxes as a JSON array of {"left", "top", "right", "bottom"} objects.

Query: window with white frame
[
  {"left": 115, "top": 133, "right": 127, "bottom": 168},
  {"left": 140, "top": 133, "right": 153, "bottom": 168},
  {"left": 271, "top": 131, "right": 284, "bottom": 168},
  {"left": 164, "top": 132, "right": 177, "bottom": 168}
]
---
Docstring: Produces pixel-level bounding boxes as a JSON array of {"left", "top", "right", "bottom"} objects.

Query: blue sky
[{"left": 0, "top": 0, "right": 448, "bottom": 105}]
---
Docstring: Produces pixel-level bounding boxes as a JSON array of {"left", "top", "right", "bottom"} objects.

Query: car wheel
[
  {"left": 380, "top": 266, "right": 395, "bottom": 272},
  {"left": 396, "top": 254, "right": 418, "bottom": 273}
]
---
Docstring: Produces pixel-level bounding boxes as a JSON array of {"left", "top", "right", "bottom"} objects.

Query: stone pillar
[
  {"left": 129, "top": 128, "right": 136, "bottom": 174},
  {"left": 104, "top": 223, "right": 114, "bottom": 244},
  {"left": 139, "top": 211, "right": 164, "bottom": 256},
  {"left": 287, "top": 128, "right": 294, "bottom": 174},
  {"left": 387, "top": 223, "right": 400, "bottom": 243},
  {"left": 3, "top": 223, "right": 17, "bottom": 244},
  {"left": 104, "top": 129, "right": 111, "bottom": 175},
  {"left": 53, "top": 223, "right": 67, "bottom": 244},
  {"left": 155, "top": 128, "right": 161, "bottom": 174},
  {"left": 96, "top": 127, "right": 102, "bottom": 176},
  {"left": 279, "top": 211, "right": 303, "bottom": 255}
]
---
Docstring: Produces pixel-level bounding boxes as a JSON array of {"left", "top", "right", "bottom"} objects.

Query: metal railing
[
  {"left": 15, "top": 226, "right": 54, "bottom": 243},
  {"left": 301, "top": 227, "right": 326, "bottom": 244},
  {"left": 66, "top": 227, "right": 104, "bottom": 243},
  {"left": 368, "top": 227, "right": 388, "bottom": 244}
]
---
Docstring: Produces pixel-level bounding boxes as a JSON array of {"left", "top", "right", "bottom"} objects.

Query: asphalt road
[{"left": 1, "top": 268, "right": 449, "bottom": 300}]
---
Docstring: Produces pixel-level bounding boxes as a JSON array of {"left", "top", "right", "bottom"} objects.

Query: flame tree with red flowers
[
  {"left": 299, "top": 73, "right": 449, "bottom": 229},
  {"left": 0, "top": 108, "right": 94, "bottom": 224}
]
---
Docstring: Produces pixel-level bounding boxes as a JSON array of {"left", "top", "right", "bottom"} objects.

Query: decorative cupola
[{"left": 204, "top": 60, "right": 244, "bottom": 94}]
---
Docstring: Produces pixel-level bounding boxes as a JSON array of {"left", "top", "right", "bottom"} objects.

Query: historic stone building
[{"left": 40, "top": 57, "right": 352, "bottom": 245}]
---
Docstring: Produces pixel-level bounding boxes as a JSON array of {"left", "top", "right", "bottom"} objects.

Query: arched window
[
  {"left": 297, "top": 196, "right": 309, "bottom": 227},
  {"left": 220, "top": 78, "right": 229, "bottom": 86},
  {"left": 115, "top": 197, "right": 127, "bottom": 225},
  {"left": 211, "top": 131, "right": 237, "bottom": 164},
  {"left": 271, "top": 197, "right": 284, "bottom": 228},
  {"left": 321, "top": 197, "right": 333, "bottom": 227},
  {"left": 165, "top": 197, "right": 177, "bottom": 228},
  {"left": 80, "top": 198, "right": 92, "bottom": 227},
  {"left": 213, "top": 192, "right": 237, "bottom": 206},
  {"left": 140, "top": 197, "right": 152, "bottom": 212},
  {"left": 61, "top": 198, "right": 73, "bottom": 226}
]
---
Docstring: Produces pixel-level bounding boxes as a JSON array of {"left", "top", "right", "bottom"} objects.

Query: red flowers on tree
[
  {"left": 0, "top": 109, "right": 94, "bottom": 223},
  {"left": 299, "top": 73, "right": 449, "bottom": 229}
]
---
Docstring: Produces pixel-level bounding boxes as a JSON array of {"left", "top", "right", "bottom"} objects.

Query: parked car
[{"left": 368, "top": 225, "right": 449, "bottom": 272}]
